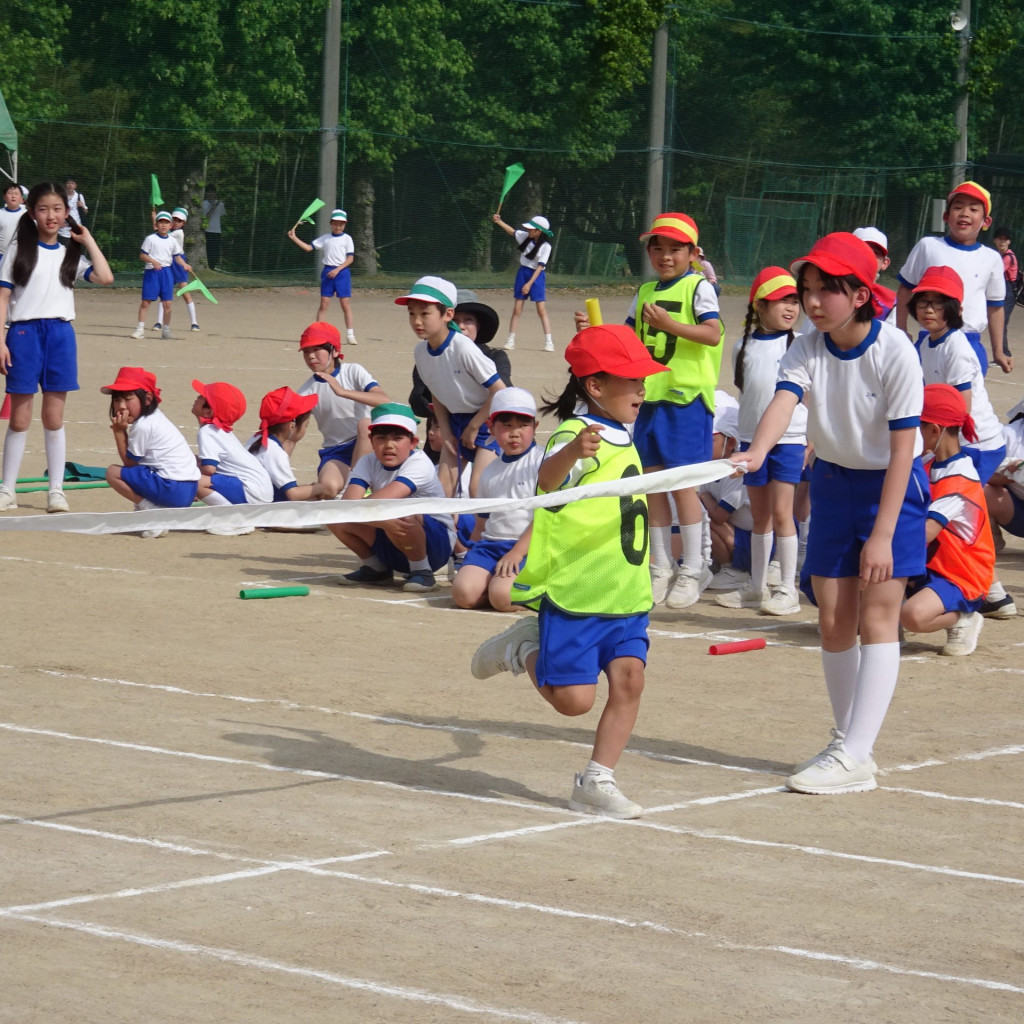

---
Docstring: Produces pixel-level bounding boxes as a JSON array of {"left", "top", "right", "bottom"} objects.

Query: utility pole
[
  {"left": 318, "top": 0, "right": 342, "bottom": 240},
  {"left": 951, "top": 0, "right": 971, "bottom": 187},
  {"left": 643, "top": 22, "right": 668, "bottom": 275}
]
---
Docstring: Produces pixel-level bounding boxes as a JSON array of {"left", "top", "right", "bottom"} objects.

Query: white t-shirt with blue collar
[
  {"left": 0, "top": 240, "right": 93, "bottom": 321},
  {"left": 413, "top": 329, "right": 500, "bottom": 414}
]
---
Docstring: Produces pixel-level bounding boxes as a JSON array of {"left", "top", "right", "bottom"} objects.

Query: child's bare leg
[
  {"left": 508, "top": 298, "right": 525, "bottom": 335},
  {"left": 137, "top": 299, "right": 150, "bottom": 322},
  {"left": 487, "top": 572, "right": 518, "bottom": 612},
  {"left": 590, "top": 656, "right": 645, "bottom": 770},
  {"left": 452, "top": 564, "right": 491, "bottom": 609},
  {"left": 468, "top": 447, "right": 498, "bottom": 497},
  {"left": 351, "top": 418, "right": 372, "bottom": 466},
  {"left": 161, "top": 300, "right": 172, "bottom": 326},
  {"left": 106, "top": 465, "right": 142, "bottom": 504},
  {"left": 384, "top": 515, "right": 427, "bottom": 562},
  {"left": 316, "top": 296, "right": 332, "bottom": 321},
  {"left": 339, "top": 296, "right": 354, "bottom": 332},
  {"left": 328, "top": 520, "right": 377, "bottom": 556},
  {"left": 317, "top": 459, "right": 349, "bottom": 499},
  {"left": 900, "top": 587, "right": 957, "bottom": 634},
  {"left": 437, "top": 446, "right": 460, "bottom": 497},
  {"left": 535, "top": 300, "right": 552, "bottom": 334}
]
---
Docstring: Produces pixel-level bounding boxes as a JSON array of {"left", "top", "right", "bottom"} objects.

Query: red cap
[
  {"left": 299, "top": 321, "right": 342, "bottom": 354},
  {"left": 912, "top": 265, "right": 964, "bottom": 304},
  {"left": 922, "top": 383, "right": 977, "bottom": 443},
  {"left": 749, "top": 266, "right": 798, "bottom": 305},
  {"left": 258, "top": 386, "right": 318, "bottom": 446},
  {"left": 101, "top": 366, "right": 161, "bottom": 402},
  {"left": 946, "top": 181, "right": 991, "bottom": 217},
  {"left": 790, "top": 232, "right": 877, "bottom": 291},
  {"left": 565, "top": 324, "right": 669, "bottom": 379},
  {"left": 192, "top": 379, "right": 247, "bottom": 431},
  {"left": 638, "top": 212, "right": 698, "bottom": 247}
]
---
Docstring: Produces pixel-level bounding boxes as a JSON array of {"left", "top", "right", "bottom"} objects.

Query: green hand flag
[
  {"left": 297, "top": 198, "right": 325, "bottom": 225},
  {"left": 150, "top": 174, "right": 163, "bottom": 207},
  {"left": 177, "top": 277, "right": 219, "bottom": 304},
  {"left": 499, "top": 163, "right": 525, "bottom": 204}
]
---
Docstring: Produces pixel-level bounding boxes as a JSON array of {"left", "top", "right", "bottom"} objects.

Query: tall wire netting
[{"left": 5, "top": 0, "right": 1024, "bottom": 290}]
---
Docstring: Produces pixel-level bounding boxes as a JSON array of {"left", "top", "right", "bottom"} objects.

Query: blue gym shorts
[
  {"left": 463, "top": 537, "right": 521, "bottom": 574},
  {"left": 372, "top": 513, "right": 453, "bottom": 572},
  {"left": 317, "top": 440, "right": 357, "bottom": 474},
  {"left": 171, "top": 261, "right": 189, "bottom": 285},
  {"left": 1002, "top": 489, "right": 1024, "bottom": 538},
  {"left": 907, "top": 571, "right": 983, "bottom": 615},
  {"left": 4, "top": 318, "right": 78, "bottom": 394},
  {"left": 513, "top": 265, "right": 546, "bottom": 302},
  {"left": 803, "top": 457, "right": 929, "bottom": 580},
  {"left": 448, "top": 411, "right": 500, "bottom": 463},
  {"left": 320, "top": 265, "right": 352, "bottom": 299},
  {"left": 963, "top": 443, "right": 1006, "bottom": 486},
  {"left": 535, "top": 599, "right": 649, "bottom": 687},
  {"left": 739, "top": 441, "right": 804, "bottom": 487},
  {"left": 633, "top": 399, "right": 713, "bottom": 470},
  {"left": 208, "top": 473, "right": 247, "bottom": 504},
  {"left": 120, "top": 465, "right": 198, "bottom": 508},
  {"left": 141, "top": 266, "right": 175, "bottom": 302}
]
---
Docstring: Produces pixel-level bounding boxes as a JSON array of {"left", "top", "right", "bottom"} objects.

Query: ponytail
[
  {"left": 733, "top": 303, "right": 756, "bottom": 392},
  {"left": 12, "top": 183, "right": 81, "bottom": 290},
  {"left": 540, "top": 372, "right": 594, "bottom": 422}
]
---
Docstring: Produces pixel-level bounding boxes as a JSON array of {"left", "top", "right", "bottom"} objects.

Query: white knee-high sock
[
  {"left": 777, "top": 532, "right": 798, "bottom": 589},
  {"left": 843, "top": 641, "right": 901, "bottom": 763},
  {"left": 751, "top": 531, "right": 772, "bottom": 591},
  {"left": 187, "top": 300, "right": 198, "bottom": 326},
  {"left": 2, "top": 427, "right": 28, "bottom": 491},
  {"left": 650, "top": 525, "right": 673, "bottom": 570},
  {"left": 44, "top": 427, "right": 66, "bottom": 491},
  {"left": 679, "top": 522, "right": 703, "bottom": 572},
  {"left": 822, "top": 644, "right": 860, "bottom": 734},
  {"left": 202, "top": 490, "right": 231, "bottom": 506}
]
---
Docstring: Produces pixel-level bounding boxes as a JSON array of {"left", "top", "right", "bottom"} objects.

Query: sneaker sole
[
  {"left": 759, "top": 602, "right": 800, "bottom": 616},
  {"left": 785, "top": 775, "right": 877, "bottom": 795},
  {"left": 337, "top": 574, "right": 394, "bottom": 587},
  {"left": 982, "top": 607, "right": 1017, "bottom": 620},
  {"left": 470, "top": 618, "right": 537, "bottom": 679},
  {"left": 568, "top": 798, "right": 643, "bottom": 819},
  {"left": 403, "top": 582, "right": 437, "bottom": 593}
]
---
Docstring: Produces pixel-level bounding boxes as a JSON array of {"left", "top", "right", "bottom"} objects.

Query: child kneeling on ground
[{"left": 333, "top": 403, "right": 455, "bottom": 593}]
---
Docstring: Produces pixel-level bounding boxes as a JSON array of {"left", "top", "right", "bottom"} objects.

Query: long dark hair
[
  {"left": 540, "top": 372, "right": 600, "bottom": 421},
  {"left": 796, "top": 265, "right": 874, "bottom": 323},
  {"left": 11, "top": 182, "right": 83, "bottom": 290},
  {"left": 734, "top": 302, "right": 795, "bottom": 391}
]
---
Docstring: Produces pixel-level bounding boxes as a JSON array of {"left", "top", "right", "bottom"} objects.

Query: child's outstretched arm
[
  {"left": 729, "top": 390, "right": 798, "bottom": 474},
  {"left": 317, "top": 376, "right": 391, "bottom": 407},
  {"left": 286, "top": 227, "right": 313, "bottom": 253},
  {"left": 72, "top": 222, "right": 114, "bottom": 285},
  {"left": 492, "top": 213, "right": 516, "bottom": 238}
]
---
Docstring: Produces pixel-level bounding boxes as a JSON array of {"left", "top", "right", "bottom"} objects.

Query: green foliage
[{"left": 0, "top": 0, "right": 70, "bottom": 121}]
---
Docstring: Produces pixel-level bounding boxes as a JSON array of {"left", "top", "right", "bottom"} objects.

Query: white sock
[
  {"left": 544, "top": 333, "right": 553, "bottom": 344},
  {"left": 986, "top": 579, "right": 1007, "bottom": 602},
  {"left": 506, "top": 333, "right": 515, "bottom": 345},
  {"left": 679, "top": 522, "right": 703, "bottom": 572},
  {"left": 650, "top": 525, "right": 673, "bottom": 570},
  {"left": 202, "top": 490, "right": 231, "bottom": 506},
  {"left": 137, "top": 320, "right": 146, "bottom": 331},
  {"left": 44, "top": 427, "right": 66, "bottom": 491},
  {"left": 751, "top": 531, "right": 772, "bottom": 591},
  {"left": 582, "top": 759, "right": 614, "bottom": 782},
  {"left": 135, "top": 498, "right": 158, "bottom": 511},
  {"left": 346, "top": 328, "right": 356, "bottom": 339},
  {"left": 822, "top": 644, "right": 860, "bottom": 734},
  {"left": 187, "top": 301, "right": 198, "bottom": 326},
  {"left": 776, "top": 532, "right": 798, "bottom": 590},
  {"left": 361, "top": 554, "right": 386, "bottom": 570},
  {"left": 701, "top": 510, "right": 712, "bottom": 565},
  {"left": 843, "top": 641, "right": 901, "bottom": 764},
  {"left": 1, "top": 426, "right": 28, "bottom": 492},
  {"left": 409, "top": 556, "right": 431, "bottom": 571}
]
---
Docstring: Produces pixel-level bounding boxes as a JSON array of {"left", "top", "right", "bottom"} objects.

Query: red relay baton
[{"left": 708, "top": 638, "right": 766, "bottom": 656}]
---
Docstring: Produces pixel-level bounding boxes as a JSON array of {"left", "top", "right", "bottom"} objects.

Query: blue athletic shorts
[
  {"left": 963, "top": 331, "right": 988, "bottom": 376},
  {"left": 448, "top": 411, "right": 500, "bottom": 463},
  {"left": 907, "top": 571, "right": 983, "bottom": 615},
  {"left": 633, "top": 400, "right": 713, "bottom": 470},
  {"left": 372, "top": 514, "right": 453, "bottom": 572},
  {"left": 4, "top": 318, "right": 78, "bottom": 394},
  {"left": 141, "top": 266, "right": 175, "bottom": 302},
  {"left": 171, "top": 261, "right": 189, "bottom": 285},
  {"left": 963, "top": 443, "right": 1006, "bottom": 486},
  {"left": 320, "top": 265, "right": 352, "bottom": 299},
  {"left": 318, "top": 440, "right": 357, "bottom": 473},
  {"left": 1002, "top": 489, "right": 1024, "bottom": 538},
  {"left": 456, "top": 513, "right": 476, "bottom": 547},
  {"left": 209, "top": 473, "right": 247, "bottom": 504},
  {"left": 120, "top": 465, "right": 198, "bottom": 508},
  {"left": 740, "top": 441, "right": 804, "bottom": 487},
  {"left": 513, "top": 265, "right": 546, "bottom": 302},
  {"left": 535, "top": 599, "right": 649, "bottom": 687},
  {"left": 803, "top": 457, "right": 929, "bottom": 580},
  {"left": 463, "top": 537, "right": 521, "bottom": 574}
]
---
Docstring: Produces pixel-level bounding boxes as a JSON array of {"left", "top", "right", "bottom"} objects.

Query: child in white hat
[{"left": 491, "top": 212, "right": 555, "bottom": 352}]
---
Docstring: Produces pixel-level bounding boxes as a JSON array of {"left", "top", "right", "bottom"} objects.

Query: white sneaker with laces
[
  {"left": 0, "top": 488, "right": 18, "bottom": 510},
  {"left": 569, "top": 773, "right": 643, "bottom": 819},
  {"left": 942, "top": 611, "right": 983, "bottom": 656},
  {"left": 543, "top": 339, "right": 554, "bottom": 352},
  {"left": 650, "top": 564, "right": 675, "bottom": 605},
  {"left": 706, "top": 563, "right": 750, "bottom": 592},
  {"left": 130, "top": 326, "right": 145, "bottom": 340},
  {"left": 792, "top": 728, "right": 878, "bottom": 774},
  {"left": 715, "top": 583, "right": 769, "bottom": 610},
  {"left": 760, "top": 583, "right": 800, "bottom": 616},
  {"left": 766, "top": 560, "right": 782, "bottom": 586},
  {"left": 786, "top": 744, "right": 877, "bottom": 794},
  {"left": 471, "top": 617, "right": 539, "bottom": 679},
  {"left": 666, "top": 563, "right": 712, "bottom": 609},
  {"left": 46, "top": 491, "right": 69, "bottom": 513}
]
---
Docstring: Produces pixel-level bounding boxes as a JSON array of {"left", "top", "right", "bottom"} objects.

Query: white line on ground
[{"left": 879, "top": 787, "right": 1024, "bottom": 810}]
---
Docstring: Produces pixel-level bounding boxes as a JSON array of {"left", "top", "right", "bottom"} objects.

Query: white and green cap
[
  {"left": 331, "top": 208, "right": 348, "bottom": 221},
  {"left": 155, "top": 210, "right": 172, "bottom": 222},
  {"left": 172, "top": 207, "right": 188, "bottom": 221},
  {"left": 394, "top": 275, "right": 457, "bottom": 309},
  {"left": 369, "top": 402, "right": 419, "bottom": 437},
  {"left": 522, "top": 215, "right": 553, "bottom": 237}
]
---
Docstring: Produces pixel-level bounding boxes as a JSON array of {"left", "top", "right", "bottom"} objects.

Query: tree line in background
[{"left": 2, "top": 0, "right": 1023, "bottom": 279}]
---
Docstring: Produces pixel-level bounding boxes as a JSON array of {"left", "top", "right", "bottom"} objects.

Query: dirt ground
[{"left": 1, "top": 283, "right": 1023, "bottom": 1023}]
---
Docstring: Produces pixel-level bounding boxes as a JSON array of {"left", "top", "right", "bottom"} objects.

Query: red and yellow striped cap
[
  {"left": 639, "top": 212, "right": 698, "bottom": 246},
  {"left": 946, "top": 181, "right": 991, "bottom": 217},
  {"left": 749, "top": 266, "right": 797, "bottom": 305}
]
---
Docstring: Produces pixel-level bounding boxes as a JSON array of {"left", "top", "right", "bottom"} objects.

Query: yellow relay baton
[{"left": 585, "top": 298, "right": 603, "bottom": 326}]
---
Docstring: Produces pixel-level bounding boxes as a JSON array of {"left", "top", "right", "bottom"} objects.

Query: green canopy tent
[{"left": 0, "top": 88, "right": 17, "bottom": 185}]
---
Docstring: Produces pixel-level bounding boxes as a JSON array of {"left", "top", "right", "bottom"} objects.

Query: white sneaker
[
  {"left": 140, "top": 528, "right": 168, "bottom": 539},
  {"left": 759, "top": 583, "right": 800, "bottom": 616},
  {"left": 503, "top": 338, "right": 515, "bottom": 352},
  {"left": 447, "top": 554, "right": 466, "bottom": 583},
  {"left": 786, "top": 745, "right": 877, "bottom": 794},
  {"left": 346, "top": 333, "right": 358, "bottom": 346},
  {"left": 766, "top": 560, "right": 782, "bottom": 586},
  {"left": 471, "top": 617, "right": 539, "bottom": 678},
  {"left": 0, "top": 488, "right": 17, "bottom": 510},
  {"left": 650, "top": 564, "right": 676, "bottom": 605},
  {"left": 46, "top": 490, "right": 69, "bottom": 513},
  {"left": 543, "top": 340, "right": 554, "bottom": 352},
  {"left": 715, "top": 583, "right": 768, "bottom": 610},
  {"left": 569, "top": 773, "right": 642, "bottom": 819},
  {"left": 666, "top": 563, "right": 712, "bottom": 609},
  {"left": 706, "top": 563, "right": 750, "bottom": 592},
  {"left": 206, "top": 525, "right": 255, "bottom": 536},
  {"left": 791, "top": 728, "right": 879, "bottom": 775},
  {"left": 130, "top": 326, "right": 145, "bottom": 339},
  {"left": 161, "top": 326, "right": 173, "bottom": 339},
  {"left": 942, "top": 611, "right": 984, "bottom": 656}
]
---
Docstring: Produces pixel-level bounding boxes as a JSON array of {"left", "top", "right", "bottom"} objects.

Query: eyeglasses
[{"left": 916, "top": 299, "right": 945, "bottom": 311}]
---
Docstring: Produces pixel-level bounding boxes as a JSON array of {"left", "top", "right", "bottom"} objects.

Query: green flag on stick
[
  {"left": 497, "top": 163, "right": 525, "bottom": 213},
  {"left": 292, "top": 198, "right": 325, "bottom": 231},
  {"left": 177, "top": 277, "right": 218, "bottom": 304},
  {"left": 150, "top": 174, "right": 163, "bottom": 207}
]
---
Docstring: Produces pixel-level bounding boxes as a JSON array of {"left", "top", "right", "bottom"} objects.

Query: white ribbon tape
[{"left": 0, "top": 460, "right": 737, "bottom": 536}]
